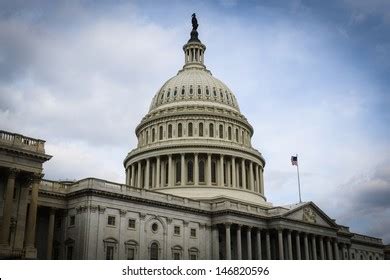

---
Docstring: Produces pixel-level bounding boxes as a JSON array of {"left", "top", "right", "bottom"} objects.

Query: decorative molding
[
  {"left": 303, "top": 207, "right": 317, "bottom": 224},
  {"left": 98, "top": 205, "right": 106, "bottom": 214},
  {"left": 139, "top": 213, "right": 147, "bottom": 220},
  {"left": 119, "top": 209, "right": 127, "bottom": 217}
]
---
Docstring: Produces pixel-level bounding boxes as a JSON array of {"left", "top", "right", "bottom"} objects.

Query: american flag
[{"left": 291, "top": 155, "right": 298, "bottom": 166}]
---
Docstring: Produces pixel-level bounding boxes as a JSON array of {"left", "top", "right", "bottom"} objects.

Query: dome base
[{"left": 153, "top": 186, "right": 269, "bottom": 206}]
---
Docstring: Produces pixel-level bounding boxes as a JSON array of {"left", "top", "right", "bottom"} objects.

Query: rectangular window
[
  {"left": 127, "top": 248, "right": 135, "bottom": 260},
  {"left": 66, "top": 246, "right": 73, "bottom": 260},
  {"left": 173, "top": 252, "right": 181, "bottom": 260},
  {"left": 106, "top": 246, "right": 114, "bottom": 260},
  {"left": 174, "top": 226, "right": 181, "bottom": 235},
  {"left": 190, "top": 228, "right": 197, "bottom": 238},
  {"left": 69, "top": 215, "right": 75, "bottom": 227},
  {"left": 107, "top": 216, "right": 116, "bottom": 226},
  {"left": 128, "top": 219, "right": 136, "bottom": 229}
]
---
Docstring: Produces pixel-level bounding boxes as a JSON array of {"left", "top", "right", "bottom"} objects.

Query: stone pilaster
[
  {"left": 295, "top": 232, "right": 301, "bottom": 260},
  {"left": 278, "top": 229, "right": 284, "bottom": 260},
  {"left": 46, "top": 208, "right": 56, "bottom": 259},
  {"left": 247, "top": 226, "right": 252, "bottom": 260},
  {"left": 225, "top": 223, "right": 231, "bottom": 260},
  {"left": 236, "top": 224, "right": 242, "bottom": 260}
]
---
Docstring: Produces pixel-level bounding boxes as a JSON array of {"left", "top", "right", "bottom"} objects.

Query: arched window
[
  {"left": 228, "top": 127, "right": 232, "bottom": 140},
  {"left": 150, "top": 242, "right": 159, "bottom": 260},
  {"left": 197, "top": 86, "right": 201, "bottom": 95},
  {"left": 199, "top": 160, "right": 205, "bottom": 183},
  {"left": 159, "top": 126, "right": 163, "bottom": 140},
  {"left": 211, "top": 160, "right": 217, "bottom": 184},
  {"left": 188, "top": 122, "right": 193, "bottom": 137},
  {"left": 189, "top": 86, "right": 193, "bottom": 95},
  {"left": 241, "top": 131, "right": 244, "bottom": 144},
  {"left": 175, "top": 160, "right": 181, "bottom": 184},
  {"left": 206, "top": 87, "right": 209, "bottom": 96},
  {"left": 199, "top": 122, "right": 203, "bottom": 137},
  {"left": 209, "top": 123, "right": 214, "bottom": 137},
  {"left": 219, "top": 124, "right": 223, "bottom": 139},
  {"left": 235, "top": 128, "right": 239, "bottom": 142},
  {"left": 181, "top": 87, "right": 185, "bottom": 96},
  {"left": 178, "top": 123, "right": 182, "bottom": 137},
  {"left": 152, "top": 128, "right": 155, "bottom": 142},
  {"left": 168, "top": 124, "right": 172, "bottom": 138},
  {"left": 145, "top": 131, "right": 149, "bottom": 144},
  {"left": 174, "top": 87, "right": 177, "bottom": 97},
  {"left": 187, "top": 160, "right": 193, "bottom": 183}
]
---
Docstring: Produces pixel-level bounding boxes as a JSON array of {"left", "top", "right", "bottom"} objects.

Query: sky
[{"left": 0, "top": 0, "right": 389, "bottom": 243}]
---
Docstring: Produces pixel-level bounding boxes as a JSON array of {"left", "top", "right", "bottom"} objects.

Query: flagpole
[{"left": 296, "top": 153, "right": 302, "bottom": 203}]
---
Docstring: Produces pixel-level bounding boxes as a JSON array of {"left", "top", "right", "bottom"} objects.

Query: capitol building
[{"left": 0, "top": 16, "right": 385, "bottom": 260}]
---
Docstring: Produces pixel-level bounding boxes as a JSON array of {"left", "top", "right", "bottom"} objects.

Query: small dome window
[
  {"left": 197, "top": 86, "right": 201, "bottom": 95},
  {"left": 167, "top": 89, "right": 170, "bottom": 98},
  {"left": 181, "top": 87, "right": 185, "bottom": 95},
  {"left": 189, "top": 86, "right": 193, "bottom": 95},
  {"left": 219, "top": 89, "right": 223, "bottom": 99},
  {"left": 160, "top": 91, "right": 165, "bottom": 100},
  {"left": 205, "top": 87, "right": 209, "bottom": 95},
  {"left": 213, "top": 88, "right": 217, "bottom": 97},
  {"left": 174, "top": 87, "right": 177, "bottom": 96}
]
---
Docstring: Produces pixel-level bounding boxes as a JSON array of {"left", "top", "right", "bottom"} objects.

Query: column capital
[
  {"left": 32, "top": 173, "right": 44, "bottom": 181},
  {"left": 225, "top": 222, "right": 232, "bottom": 227},
  {"left": 246, "top": 225, "right": 253, "bottom": 231},
  {"left": 9, "top": 168, "right": 20, "bottom": 177}
]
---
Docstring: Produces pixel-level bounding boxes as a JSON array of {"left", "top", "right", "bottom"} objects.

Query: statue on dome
[
  {"left": 192, "top": 13, "right": 198, "bottom": 31},
  {"left": 189, "top": 13, "right": 200, "bottom": 42}
]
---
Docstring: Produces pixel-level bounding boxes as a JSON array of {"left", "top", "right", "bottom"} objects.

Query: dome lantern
[{"left": 183, "top": 13, "right": 206, "bottom": 70}]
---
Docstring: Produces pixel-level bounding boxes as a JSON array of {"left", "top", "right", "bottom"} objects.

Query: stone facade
[{"left": 0, "top": 18, "right": 385, "bottom": 260}]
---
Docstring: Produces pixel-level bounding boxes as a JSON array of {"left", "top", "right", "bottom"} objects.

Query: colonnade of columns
[
  {"left": 211, "top": 223, "right": 349, "bottom": 260},
  {"left": 0, "top": 169, "right": 46, "bottom": 259},
  {"left": 126, "top": 153, "right": 264, "bottom": 194}
]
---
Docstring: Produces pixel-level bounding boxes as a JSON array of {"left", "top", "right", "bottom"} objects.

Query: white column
[
  {"left": 156, "top": 157, "right": 160, "bottom": 188},
  {"left": 260, "top": 166, "right": 264, "bottom": 194},
  {"left": 236, "top": 225, "right": 242, "bottom": 260},
  {"left": 249, "top": 161, "right": 254, "bottom": 191},
  {"left": 137, "top": 161, "right": 142, "bottom": 188},
  {"left": 46, "top": 208, "right": 56, "bottom": 259},
  {"left": 333, "top": 239, "right": 339, "bottom": 260},
  {"left": 231, "top": 157, "right": 236, "bottom": 188},
  {"left": 255, "top": 164, "right": 260, "bottom": 192},
  {"left": 181, "top": 153, "right": 185, "bottom": 186},
  {"left": 296, "top": 232, "right": 301, "bottom": 260},
  {"left": 265, "top": 230, "right": 271, "bottom": 260},
  {"left": 219, "top": 155, "right": 224, "bottom": 186},
  {"left": 227, "top": 160, "right": 231, "bottom": 187},
  {"left": 256, "top": 229, "right": 262, "bottom": 260},
  {"left": 151, "top": 161, "right": 156, "bottom": 188},
  {"left": 145, "top": 159, "right": 150, "bottom": 189},
  {"left": 131, "top": 164, "right": 135, "bottom": 186},
  {"left": 304, "top": 233, "right": 309, "bottom": 260},
  {"left": 326, "top": 238, "right": 333, "bottom": 260},
  {"left": 287, "top": 230, "right": 293, "bottom": 260},
  {"left": 194, "top": 153, "right": 199, "bottom": 185},
  {"left": 311, "top": 235, "right": 317, "bottom": 260},
  {"left": 278, "top": 229, "right": 284, "bottom": 260},
  {"left": 0, "top": 169, "right": 17, "bottom": 247},
  {"left": 241, "top": 159, "right": 246, "bottom": 189},
  {"left": 247, "top": 227, "right": 252, "bottom": 260},
  {"left": 319, "top": 236, "right": 325, "bottom": 260},
  {"left": 225, "top": 223, "right": 231, "bottom": 260},
  {"left": 212, "top": 225, "right": 219, "bottom": 260},
  {"left": 168, "top": 155, "right": 173, "bottom": 187},
  {"left": 207, "top": 153, "right": 212, "bottom": 186},
  {"left": 24, "top": 173, "right": 42, "bottom": 258}
]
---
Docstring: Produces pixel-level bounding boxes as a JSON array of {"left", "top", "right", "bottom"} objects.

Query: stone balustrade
[{"left": 0, "top": 130, "right": 46, "bottom": 153}]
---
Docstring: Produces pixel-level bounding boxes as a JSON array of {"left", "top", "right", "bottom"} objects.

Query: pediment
[{"left": 283, "top": 202, "right": 337, "bottom": 228}]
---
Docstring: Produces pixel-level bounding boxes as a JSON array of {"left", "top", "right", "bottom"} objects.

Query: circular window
[{"left": 152, "top": 223, "right": 158, "bottom": 232}]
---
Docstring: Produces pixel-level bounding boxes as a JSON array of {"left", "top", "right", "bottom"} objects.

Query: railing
[
  {"left": 352, "top": 233, "right": 383, "bottom": 244},
  {"left": 0, "top": 130, "right": 46, "bottom": 153}
]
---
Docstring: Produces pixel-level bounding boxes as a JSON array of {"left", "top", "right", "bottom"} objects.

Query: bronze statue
[{"left": 192, "top": 13, "right": 198, "bottom": 31}]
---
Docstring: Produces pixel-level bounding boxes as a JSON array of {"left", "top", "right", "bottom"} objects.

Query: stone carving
[{"left": 302, "top": 207, "right": 317, "bottom": 223}]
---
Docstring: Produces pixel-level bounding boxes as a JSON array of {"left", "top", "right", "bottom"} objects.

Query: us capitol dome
[{"left": 124, "top": 15, "right": 267, "bottom": 206}]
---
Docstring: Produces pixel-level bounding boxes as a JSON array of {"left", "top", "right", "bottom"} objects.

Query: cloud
[{"left": 329, "top": 163, "right": 390, "bottom": 243}]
